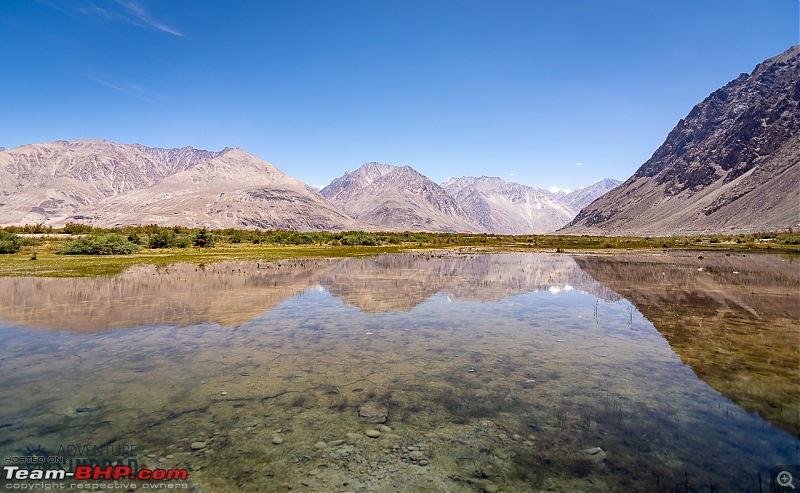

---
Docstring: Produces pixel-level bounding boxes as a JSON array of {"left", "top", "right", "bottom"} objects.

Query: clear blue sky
[{"left": 1, "top": 1, "right": 797, "bottom": 190}]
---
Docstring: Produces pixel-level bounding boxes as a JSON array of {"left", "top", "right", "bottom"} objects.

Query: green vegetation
[
  {"left": 147, "top": 227, "right": 191, "bottom": 249},
  {"left": 59, "top": 233, "right": 141, "bottom": 255},
  {"left": 62, "top": 222, "right": 94, "bottom": 235},
  {"left": 0, "top": 231, "right": 22, "bottom": 254},
  {"left": 0, "top": 223, "right": 797, "bottom": 277}
]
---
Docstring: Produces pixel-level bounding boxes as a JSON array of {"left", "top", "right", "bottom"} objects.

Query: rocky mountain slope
[
  {"left": 320, "top": 163, "right": 482, "bottom": 232},
  {"left": 441, "top": 176, "right": 577, "bottom": 234},
  {"left": 554, "top": 178, "right": 622, "bottom": 212},
  {"left": 0, "top": 140, "right": 357, "bottom": 230},
  {"left": 0, "top": 139, "right": 221, "bottom": 225},
  {"left": 562, "top": 45, "right": 800, "bottom": 235}
]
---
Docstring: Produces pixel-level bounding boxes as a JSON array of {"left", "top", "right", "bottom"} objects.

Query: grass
[{"left": 1, "top": 226, "right": 798, "bottom": 277}]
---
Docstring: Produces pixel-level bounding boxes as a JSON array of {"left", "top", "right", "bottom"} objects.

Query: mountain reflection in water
[
  {"left": 0, "top": 253, "right": 620, "bottom": 331},
  {"left": 0, "top": 252, "right": 796, "bottom": 492},
  {"left": 575, "top": 251, "right": 799, "bottom": 435}
]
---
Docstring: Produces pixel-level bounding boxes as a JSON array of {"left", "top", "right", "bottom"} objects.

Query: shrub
[
  {"left": 194, "top": 228, "right": 214, "bottom": 247},
  {"left": 19, "top": 223, "right": 51, "bottom": 234},
  {"left": 62, "top": 222, "right": 94, "bottom": 235},
  {"left": 59, "top": 233, "right": 140, "bottom": 255},
  {"left": 148, "top": 227, "right": 190, "bottom": 248},
  {"left": 0, "top": 231, "right": 21, "bottom": 254},
  {"left": 127, "top": 231, "right": 142, "bottom": 244},
  {"left": 340, "top": 232, "right": 378, "bottom": 246}
]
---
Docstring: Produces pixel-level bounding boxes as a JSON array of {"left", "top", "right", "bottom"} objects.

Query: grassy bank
[{"left": 1, "top": 224, "right": 798, "bottom": 277}]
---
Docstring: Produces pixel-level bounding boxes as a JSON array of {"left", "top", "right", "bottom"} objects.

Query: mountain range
[
  {"left": 0, "top": 139, "right": 357, "bottom": 231},
  {"left": 2, "top": 45, "right": 797, "bottom": 235},
  {"left": 0, "top": 140, "right": 617, "bottom": 234}
]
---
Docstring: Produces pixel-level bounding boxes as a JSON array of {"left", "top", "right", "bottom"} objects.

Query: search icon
[{"left": 778, "top": 470, "right": 796, "bottom": 489}]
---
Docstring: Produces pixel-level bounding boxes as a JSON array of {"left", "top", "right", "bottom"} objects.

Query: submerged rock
[{"left": 358, "top": 402, "right": 388, "bottom": 424}]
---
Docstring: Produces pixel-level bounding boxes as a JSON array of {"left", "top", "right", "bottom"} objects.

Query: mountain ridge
[
  {"left": 0, "top": 140, "right": 358, "bottom": 231},
  {"left": 561, "top": 45, "right": 800, "bottom": 235},
  {"left": 320, "top": 163, "right": 482, "bottom": 232},
  {"left": 0, "top": 140, "right": 626, "bottom": 233},
  {"left": 441, "top": 176, "right": 579, "bottom": 234}
]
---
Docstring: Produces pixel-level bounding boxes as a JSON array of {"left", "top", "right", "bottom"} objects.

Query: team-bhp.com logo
[{"left": 4, "top": 465, "right": 188, "bottom": 481}]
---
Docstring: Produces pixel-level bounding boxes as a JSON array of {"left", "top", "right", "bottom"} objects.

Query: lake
[{"left": 0, "top": 251, "right": 797, "bottom": 492}]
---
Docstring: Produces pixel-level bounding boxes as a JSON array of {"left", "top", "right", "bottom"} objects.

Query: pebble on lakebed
[{"left": 365, "top": 429, "right": 381, "bottom": 438}]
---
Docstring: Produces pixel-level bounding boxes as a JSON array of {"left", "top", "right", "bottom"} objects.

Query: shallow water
[{"left": 0, "top": 252, "right": 797, "bottom": 492}]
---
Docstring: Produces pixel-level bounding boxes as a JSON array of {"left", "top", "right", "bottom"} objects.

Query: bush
[
  {"left": 62, "top": 222, "right": 94, "bottom": 235},
  {"left": 59, "top": 233, "right": 140, "bottom": 255},
  {"left": 18, "top": 223, "right": 52, "bottom": 234},
  {"left": 127, "top": 231, "right": 142, "bottom": 244},
  {"left": 0, "top": 231, "right": 21, "bottom": 254},
  {"left": 148, "top": 227, "right": 190, "bottom": 248},
  {"left": 194, "top": 228, "right": 214, "bottom": 247},
  {"left": 340, "top": 232, "right": 378, "bottom": 246}
]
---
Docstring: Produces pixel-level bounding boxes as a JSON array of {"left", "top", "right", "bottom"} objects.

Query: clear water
[{"left": 0, "top": 252, "right": 797, "bottom": 492}]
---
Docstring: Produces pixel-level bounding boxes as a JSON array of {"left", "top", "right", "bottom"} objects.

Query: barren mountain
[
  {"left": 89, "top": 148, "right": 358, "bottom": 230},
  {"left": 441, "top": 176, "right": 576, "bottom": 234},
  {"left": 560, "top": 178, "right": 621, "bottom": 212},
  {"left": 562, "top": 45, "right": 800, "bottom": 235},
  {"left": 0, "top": 140, "right": 357, "bottom": 230},
  {"left": 321, "top": 163, "right": 482, "bottom": 232},
  {"left": 317, "top": 162, "right": 396, "bottom": 206},
  {"left": 0, "top": 139, "right": 220, "bottom": 225}
]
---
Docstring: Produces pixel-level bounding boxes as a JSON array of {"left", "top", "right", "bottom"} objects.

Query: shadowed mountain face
[
  {"left": 574, "top": 251, "right": 800, "bottom": 434},
  {"left": 563, "top": 45, "right": 800, "bottom": 235},
  {"left": 0, "top": 140, "right": 357, "bottom": 231}
]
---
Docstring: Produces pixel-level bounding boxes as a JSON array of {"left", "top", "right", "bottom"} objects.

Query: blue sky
[{"left": 1, "top": 1, "right": 797, "bottom": 190}]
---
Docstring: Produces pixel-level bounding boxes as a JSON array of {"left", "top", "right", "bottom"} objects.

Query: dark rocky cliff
[{"left": 563, "top": 45, "right": 800, "bottom": 235}]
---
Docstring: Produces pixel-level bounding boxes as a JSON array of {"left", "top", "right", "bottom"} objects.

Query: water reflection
[
  {"left": 0, "top": 254, "right": 618, "bottom": 330},
  {"left": 575, "top": 251, "right": 800, "bottom": 435},
  {"left": 0, "top": 252, "right": 796, "bottom": 492}
]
